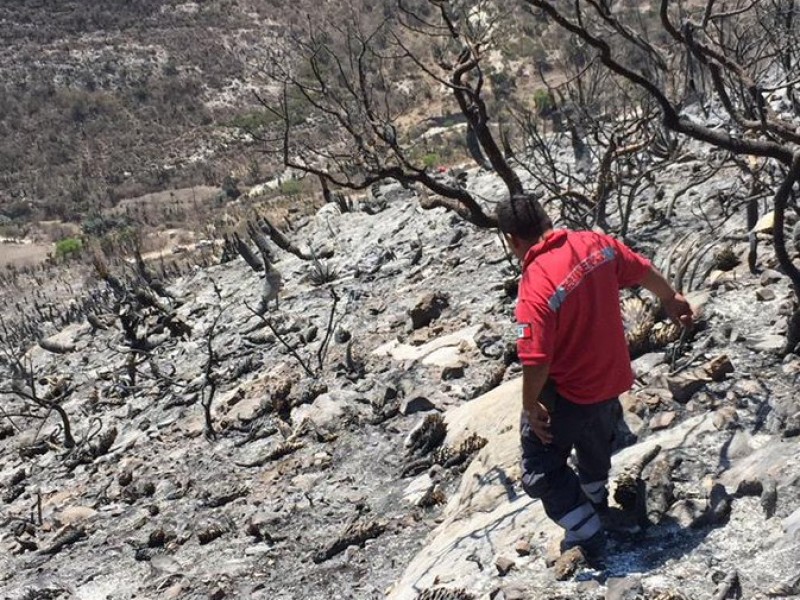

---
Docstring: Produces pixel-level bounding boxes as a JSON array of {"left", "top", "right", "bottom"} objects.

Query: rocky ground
[{"left": 1, "top": 143, "right": 800, "bottom": 600}]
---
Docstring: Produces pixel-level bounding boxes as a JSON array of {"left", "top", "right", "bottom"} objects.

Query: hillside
[
  {"left": 1, "top": 154, "right": 799, "bottom": 598},
  {"left": 2, "top": 2, "right": 800, "bottom": 599},
  {"left": 0, "top": 0, "right": 290, "bottom": 223}
]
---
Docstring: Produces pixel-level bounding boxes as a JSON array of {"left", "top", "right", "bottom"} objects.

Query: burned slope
[{"left": 1, "top": 150, "right": 800, "bottom": 599}]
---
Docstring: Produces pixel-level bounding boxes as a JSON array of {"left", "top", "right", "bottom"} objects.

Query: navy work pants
[{"left": 520, "top": 390, "right": 620, "bottom": 544}]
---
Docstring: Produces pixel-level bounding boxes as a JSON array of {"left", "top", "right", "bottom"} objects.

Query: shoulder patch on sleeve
[{"left": 516, "top": 323, "right": 533, "bottom": 340}]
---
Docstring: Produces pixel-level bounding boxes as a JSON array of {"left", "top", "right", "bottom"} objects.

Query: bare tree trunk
[
  {"left": 747, "top": 198, "right": 759, "bottom": 274},
  {"left": 48, "top": 403, "right": 76, "bottom": 449},
  {"left": 771, "top": 154, "right": 800, "bottom": 293},
  {"left": 772, "top": 154, "right": 800, "bottom": 355}
]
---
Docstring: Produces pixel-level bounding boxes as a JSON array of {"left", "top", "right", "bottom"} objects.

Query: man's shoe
[{"left": 560, "top": 529, "right": 607, "bottom": 569}]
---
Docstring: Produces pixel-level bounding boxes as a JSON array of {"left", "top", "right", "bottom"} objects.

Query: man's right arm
[{"left": 522, "top": 364, "right": 553, "bottom": 444}]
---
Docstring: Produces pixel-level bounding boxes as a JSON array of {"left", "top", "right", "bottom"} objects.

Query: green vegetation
[
  {"left": 227, "top": 110, "right": 280, "bottom": 131},
  {"left": 228, "top": 94, "right": 311, "bottom": 133},
  {"left": 81, "top": 214, "right": 132, "bottom": 237},
  {"left": 279, "top": 178, "right": 305, "bottom": 196},
  {"left": 422, "top": 152, "right": 441, "bottom": 169},
  {"left": 54, "top": 237, "right": 83, "bottom": 260},
  {"left": 533, "top": 89, "right": 555, "bottom": 116}
]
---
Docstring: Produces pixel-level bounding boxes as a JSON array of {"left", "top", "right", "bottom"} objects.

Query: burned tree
[
  {"left": 513, "top": 57, "right": 669, "bottom": 235},
  {"left": 522, "top": 0, "right": 800, "bottom": 350},
  {"left": 254, "top": 1, "right": 537, "bottom": 228},
  {"left": 0, "top": 344, "right": 76, "bottom": 450},
  {"left": 92, "top": 253, "right": 191, "bottom": 394}
]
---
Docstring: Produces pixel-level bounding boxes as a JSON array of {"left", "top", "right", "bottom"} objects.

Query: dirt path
[{"left": 0, "top": 240, "right": 52, "bottom": 268}]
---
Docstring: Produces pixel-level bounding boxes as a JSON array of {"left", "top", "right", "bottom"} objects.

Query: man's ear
[
  {"left": 506, "top": 233, "right": 534, "bottom": 261},
  {"left": 505, "top": 234, "right": 524, "bottom": 258}
]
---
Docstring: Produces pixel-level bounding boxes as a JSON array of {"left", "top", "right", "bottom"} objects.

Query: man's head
[{"left": 495, "top": 193, "right": 553, "bottom": 260}]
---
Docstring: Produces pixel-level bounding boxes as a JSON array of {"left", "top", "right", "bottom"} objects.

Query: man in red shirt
[{"left": 496, "top": 193, "right": 693, "bottom": 565}]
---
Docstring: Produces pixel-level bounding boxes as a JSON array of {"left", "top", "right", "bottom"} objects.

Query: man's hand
[
  {"left": 663, "top": 292, "right": 694, "bottom": 328},
  {"left": 524, "top": 401, "right": 553, "bottom": 445},
  {"left": 640, "top": 268, "right": 695, "bottom": 329}
]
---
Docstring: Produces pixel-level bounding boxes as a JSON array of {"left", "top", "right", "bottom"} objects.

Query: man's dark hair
[{"left": 495, "top": 193, "right": 553, "bottom": 240}]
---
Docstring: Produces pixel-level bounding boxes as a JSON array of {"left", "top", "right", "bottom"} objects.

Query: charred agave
[
  {"left": 622, "top": 297, "right": 680, "bottom": 357},
  {"left": 417, "top": 588, "right": 475, "bottom": 600},
  {"left": 713, "top": 245, "right": 739, "bottom": 271},
  {"left": 431, "top": 433, "right": 488, "bottom": 468}
]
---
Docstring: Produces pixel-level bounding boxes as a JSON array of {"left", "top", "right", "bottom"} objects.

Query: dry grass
[{"left": 0, "top": 241, "right": 53, "bottom": 268}]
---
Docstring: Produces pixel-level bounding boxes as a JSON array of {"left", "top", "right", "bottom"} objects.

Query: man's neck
[
  {"left": 537, "top": 228, "right": 554, "bottom": 245},
  {"left": 514, "top": 228, "right": 554, "bottom": 263}
]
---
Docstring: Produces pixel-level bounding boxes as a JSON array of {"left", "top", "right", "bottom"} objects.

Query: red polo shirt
[{"left": 515, "top": 229, "right": 651, "bottom": 404}]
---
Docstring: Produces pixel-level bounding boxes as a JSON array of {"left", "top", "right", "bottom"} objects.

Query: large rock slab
[
  {"left": 388, "top": 378, "right": 717, "bottom": 599},
  {"left": 718, "top": 437, "right": 800, "bottom": 490},
  {"left": 372, "top": 325, "right": 481, "bottom": 366}
]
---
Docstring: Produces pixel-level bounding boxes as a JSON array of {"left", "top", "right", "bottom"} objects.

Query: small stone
[
  {"left": 495, "top": 556, "right": 515, "bottom": 576},
  {"left": 57, "top": 506, "right": 97, "bottom": 526},
  {"left": 150, "top": 554, "right": 182, "bottom": 575},
  {"left": 302, "top": 325, "right": 318, "bottom": 343},
  {"left": 576, "top": 579, "right": 602, "bottom": 595},
  {"left": 712, "top": 406, "right": 739, "bottom": 431},
  {"left": 403, "top": 474, "right": 435, "bottom": 506},
  {"left": 666, "top": 372, "right": 709, "bottom": 403},
  {"left": 502, "top": 587, "right": 526, "bottom": 600},
  {"left": 622, "top": 411, "right": 645, "bottom": 438},
  {"left": 632, "top": 353, "right": 665, "bottom": 378},
  {"left": 708, "top": 270, "right": 736, "bottom": 289},
  {"left": 760, "top": 269, "right": 783, "bottom": 285},
  {"left": 343, "top": 544, "right": 360, "bottom": 562},
  {"left": 781, "top": 354, "right": 800, "bottom": 375},
  {"left": 244, "top": 543, "right": 272, "bottom": 556},
  {"left": 619, "top": 391, "right": 646, "bottom": 416},
  {"left": 544, "top": 537, "right": 561, "bottom": 567},
  {"left": 441, "top": 364, "right": 465, "bottom": 380},
  {"left": 704, "top": 355, "right": 734, "bottom": 381},
  {"left": 734, "top": 379, "right": 762, "bottom": 396},
  {"left": 247, "top": 511, "right": 282, "bottom": 541},
  {"left": 667, "top": 499, "right": 707, "bottom": 528},
  {"left": 514, "top": 539, "right": 531, "bottom": 556},
  {"left": 649, "top": 411, "right": 676, "bottom": 431},
  {"left": 783, "top": 416, "right": 800, "bottom": 439},
  {"left": 162, "top": 583, "right": 185, "bottom": 599},
  {"left": 747, "top": 334, "right": 786, "bottom": 353},
  {"left": 209, "top": 588, "right": 226, "bottom": 600},
  {"left": 400, "top": 393, "right": 436, "bottom": 415},
  {"left": 726, "top": 430, "right": 753, "bottom": 459},
  {"left": 605, "top": 576, "right": 644, "bottom": 600},
  {"left": 692, "top": 483, "right": 731, "bottom": 528},
  {"left": 735, "top": 479, "right": 763, "bottom": 498},
  {"left": 148, "top": 528, "right": 169, "bottom": 548},
  {"left": 761, "top": 480, "right": 778, "bottom": 518},
  {"left": 756, "top": 287, "right": 776, "bottom": 301},
  {"left": 752, "top": 211, "right": 775, "bottom": 233},
  {"left": 197, "top": 521, "right": 227, "bottom": 545},
  {"left": 553, "top": 546, "right": 586, "bottom": 581},
  {"left": 408, "top": 292, "right": 449, "bottom": 330}
]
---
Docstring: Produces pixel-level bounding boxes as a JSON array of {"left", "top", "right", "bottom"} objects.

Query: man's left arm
[
  {"left": 639, "top": 267, "right": 694, "bottom": 328},
  {"left": 608, "top": 236, "right": 694, "bottom": 328}
]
